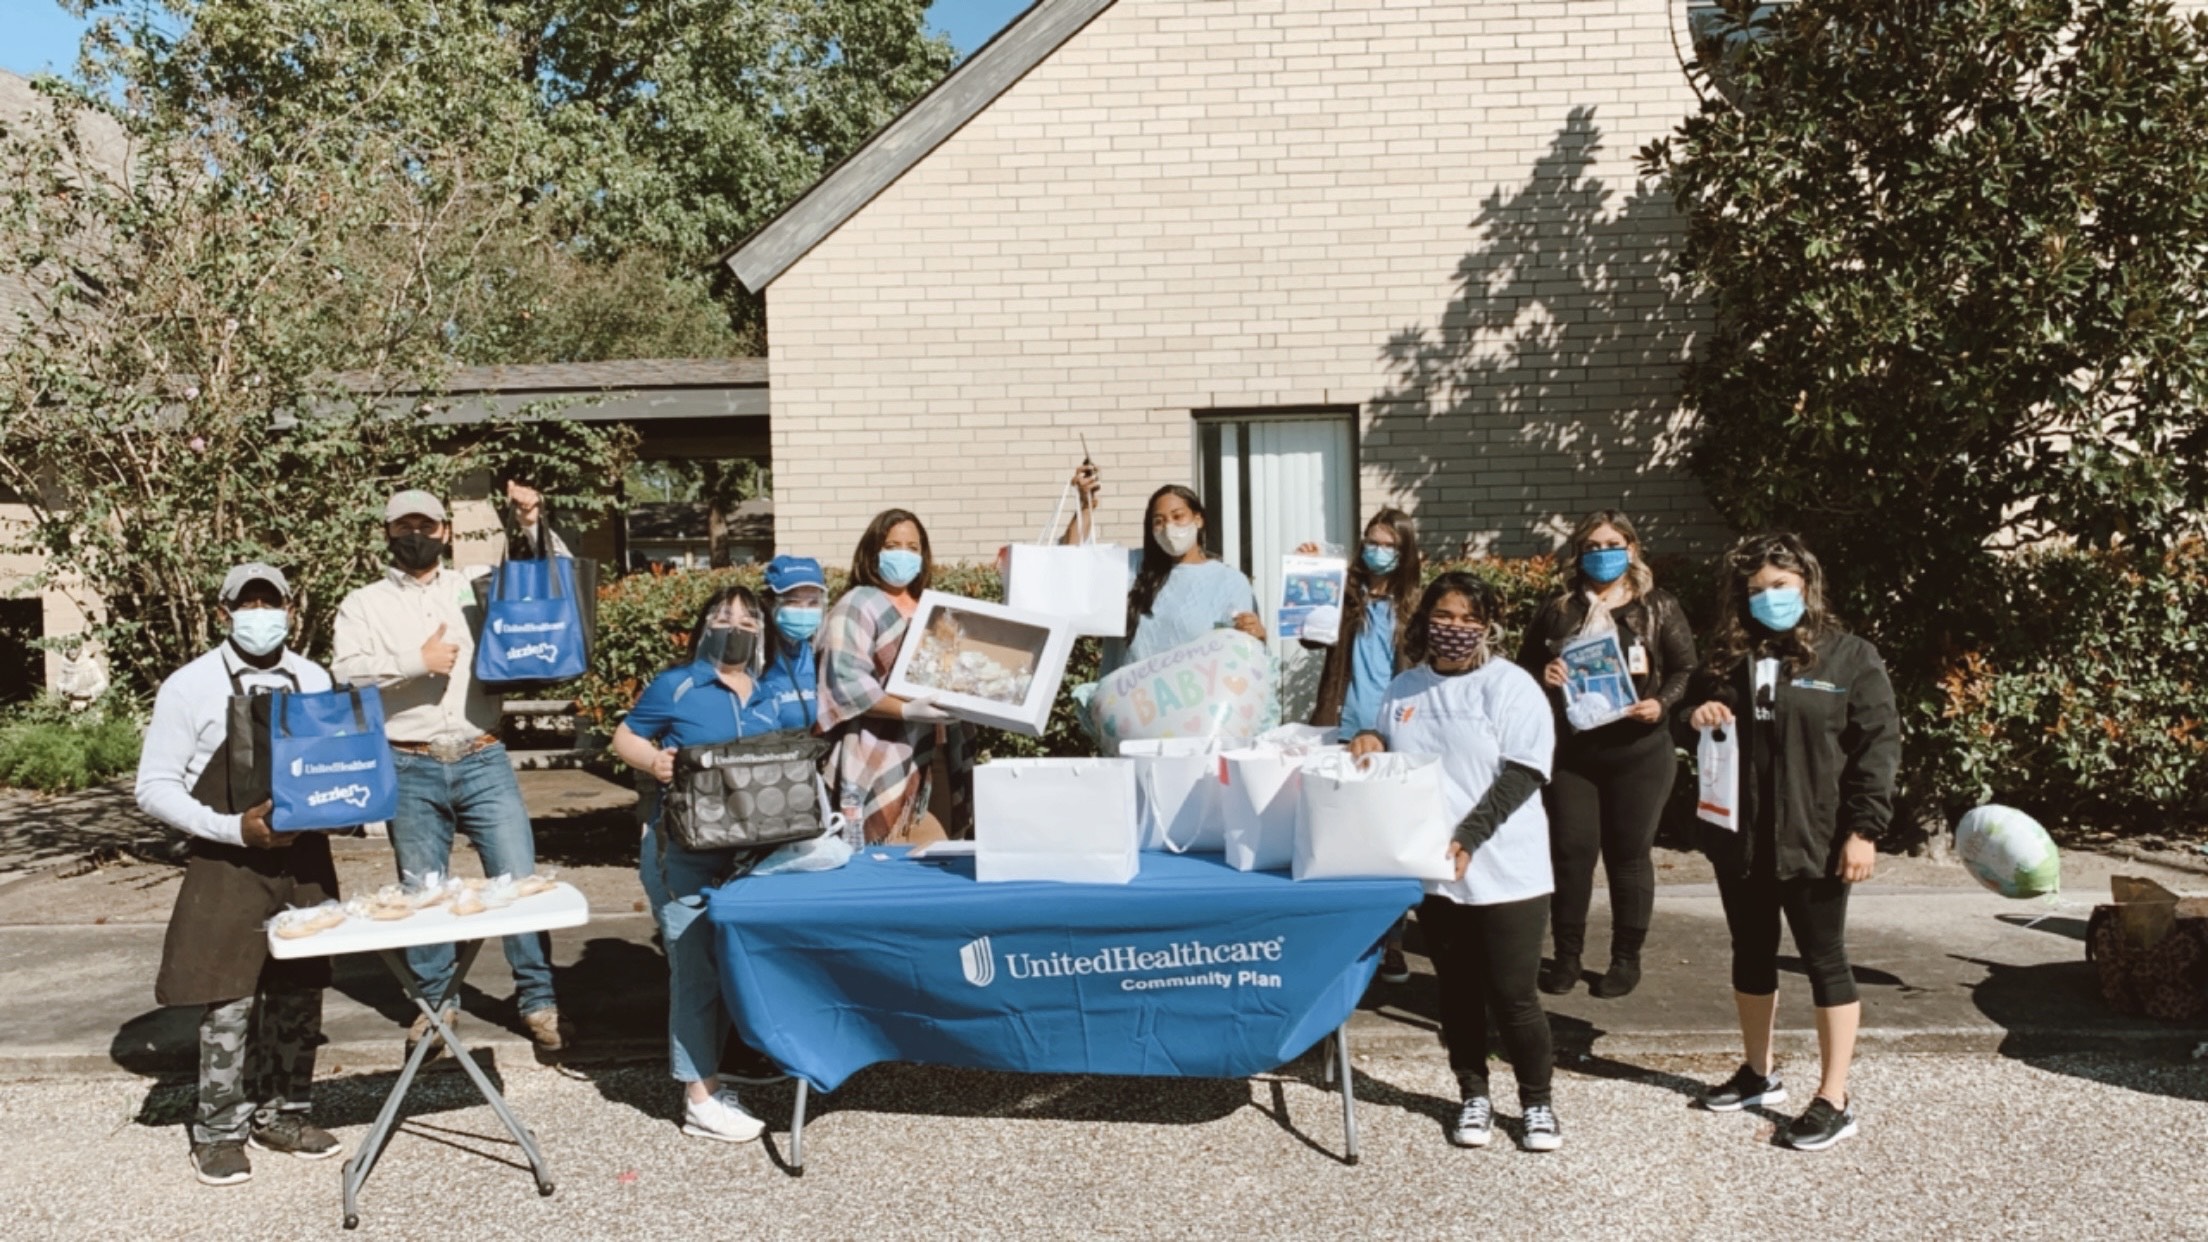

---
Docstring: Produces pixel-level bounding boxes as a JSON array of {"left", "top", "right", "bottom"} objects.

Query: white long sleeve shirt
[
  {"left": 330, "top": 567, "right": 503, "bottom": 745},
  {"left": 134, "top": 644, "right": 332, "bottom": 846}
]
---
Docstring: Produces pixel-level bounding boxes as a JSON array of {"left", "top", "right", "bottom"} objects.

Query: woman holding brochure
[
  {"left": 1064, "top": 465, "right": 1265, "bottom": 676},
  {"left": 1349, "top": 571, "right": 1561, "bottom": 1153},
  {"left": 1516, "top": 510, "right": 1697, "bottom": 999},
  {"left": 1298, "top": 509, "right": 1423, "bottom": 982},
  {"left": 818, "top": 509, "right": 976, "bottom": 845},
  {"left": 1678, "top": 532, "right": 1898, "bottom": 1152}
]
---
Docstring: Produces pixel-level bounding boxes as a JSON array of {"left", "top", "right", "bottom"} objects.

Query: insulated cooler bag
[
  {"left": 662, "top": 731, "right": 834, "bottom": 854},
  {"left": 268, "top": 686, "right": 399, "bottom": 831}
]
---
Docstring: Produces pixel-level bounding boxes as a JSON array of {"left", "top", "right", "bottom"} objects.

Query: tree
[
  {"left": 0, "top": 69, "right": 632, "bottom": 695},
  {"left": 1641, "top": 0, "right": 2208, "bottom": 672},
  {"left": 70, "top": 0, "right": 956, "bottom": 345}
]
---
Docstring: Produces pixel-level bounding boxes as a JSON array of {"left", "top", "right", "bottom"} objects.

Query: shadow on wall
[{"left": 1370, "top": 108, "right": 1719, "bottom": 558}]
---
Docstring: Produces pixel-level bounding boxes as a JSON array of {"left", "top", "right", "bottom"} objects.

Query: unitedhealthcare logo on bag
[
  {"left": 960, "top": 936, "right": 996, "bottom": 987},
  {"left": 290, "top": 756, "right": 379, "bottom": 778},
  {"left": 955, "top": 933, "right": 1286, "bottom": 992},
  {"left": 491, "top": 618, "right": 565, "bottom": 636}
]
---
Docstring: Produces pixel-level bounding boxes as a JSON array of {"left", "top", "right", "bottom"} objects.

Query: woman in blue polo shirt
[
  {"left": 759, "top": 555, "right": 826, "bottom": 731},
  {"left": 611, "top": 583, "right": 801, "bottom": 1145}
]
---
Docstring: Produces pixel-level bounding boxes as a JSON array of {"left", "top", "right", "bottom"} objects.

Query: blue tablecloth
[{"left": 706, "top": 850, "right": 1420, "bottom": 1092}]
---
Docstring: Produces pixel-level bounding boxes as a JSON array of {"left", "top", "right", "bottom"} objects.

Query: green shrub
[
  {"left": 1913, "top": 543, "right": 2208, "bottom": 838},
  {"left": 0, "top": 695, "right": 145, "bottom": 794}
]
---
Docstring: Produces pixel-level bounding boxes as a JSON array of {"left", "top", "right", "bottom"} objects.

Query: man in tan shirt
[{"left": 332, "top": 489, "right": 573, "bottom": 1059}]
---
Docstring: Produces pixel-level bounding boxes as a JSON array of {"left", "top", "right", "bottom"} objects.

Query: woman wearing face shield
[
  {"left": 610, "top": 585, "right": 793, "bottom": 1144},
  {"left": 1061, "top": 466, "right": 1266, "bottom": 678}
]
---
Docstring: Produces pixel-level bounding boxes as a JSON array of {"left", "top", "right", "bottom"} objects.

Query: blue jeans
[
  {"left": 389, "top": 744, "right": 557, "bottom": 1017},
  {"left": 638, "top": 825, "right": 734, "bottom": 1084}
]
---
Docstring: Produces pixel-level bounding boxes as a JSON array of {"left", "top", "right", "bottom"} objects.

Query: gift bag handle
[
  {"left": 276, "top": 687, "right": 370, "bottom": 738},
  {"left": 1140, "top": 758, "right": 1200, "bottom": 854},
  {"left": 488, "top": 552, "right": 569, "bottom": 605},
  {"left": 1038, "top": 479, "right": 1098, "bottom": 547}
]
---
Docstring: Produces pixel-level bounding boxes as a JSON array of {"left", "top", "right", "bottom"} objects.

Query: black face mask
[
  {"left": 701, "top": 625, "right": 758, "bottom": 670},
  {"left": 387, "top": 531, "right": 447, "bottom": 572}
]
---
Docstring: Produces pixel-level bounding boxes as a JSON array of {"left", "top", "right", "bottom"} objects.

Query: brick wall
[{"left": 764, "top": 0, "right": 1733, "bottom": 565}]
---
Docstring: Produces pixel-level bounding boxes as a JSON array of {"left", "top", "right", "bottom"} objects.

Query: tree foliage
[
  {"left": 69, "top": 0, "right": 955, "bottom": 345},
  {"left": 1642, "top": 0, "right": 2208, "bottom": 675}
]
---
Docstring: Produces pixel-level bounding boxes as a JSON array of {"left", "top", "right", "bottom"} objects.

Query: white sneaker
[{"left": 681, "top": 1088, "right": 766, "bottom": 1143}]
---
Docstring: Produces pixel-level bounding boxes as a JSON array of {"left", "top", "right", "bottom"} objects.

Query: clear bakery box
[{"left": 885, "top": 591, "right": 1077, "bottom": 737}]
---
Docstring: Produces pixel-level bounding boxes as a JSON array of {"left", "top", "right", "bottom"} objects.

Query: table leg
[
  {"left": 1335, "top": 1025, "right": 1359, "bottom": 1166},
  {"left": 789, "top": 1079, "right": 809, "bottom": 1176},
  {"left": 342, "top": 944, "right": 556, "bottom": 1229}
]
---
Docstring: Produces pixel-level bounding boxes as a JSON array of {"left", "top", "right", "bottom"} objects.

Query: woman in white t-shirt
[{"left": 1349, "top": 571, "right": 1561, "bottom": 1153}]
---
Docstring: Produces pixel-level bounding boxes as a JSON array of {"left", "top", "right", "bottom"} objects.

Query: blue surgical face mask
[
  {"left": 1361, "top": 543, "right": 1399, "bottom": 575},
  {"left": 229, "top": 608, "right": 289, "bottom": 657},
  {"left": 878, "top": 548, "right": 923, "bottom": 588},
  {"left": 1748, "top": 586, "right": 1806, "bottom": 631},
  {"left": 1580, "top": 547, "right": 1631, "bottom": 585},
  {"left": 776, "top": 606, "right": 822, "bottom": 644}
]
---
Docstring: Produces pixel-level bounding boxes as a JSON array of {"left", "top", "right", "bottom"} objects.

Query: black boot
[
  {"left": 1539, "top": 922, "right": 1585, "bottom": 995},
  {"left": 1592, "top": 925, "right": 1647, "bottom": 998}
]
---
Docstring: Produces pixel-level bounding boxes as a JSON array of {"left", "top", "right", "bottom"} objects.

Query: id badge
[{"left": 1628, "top": 640, "right": 1649, "bottom": 677}]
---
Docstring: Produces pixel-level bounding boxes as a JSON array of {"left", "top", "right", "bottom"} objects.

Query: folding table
[
  {"left": 707, "top": 850, "right": 1418, "bottom": 1172},
  {"left": 267, "top": 884, "right": 590, "bottom": 1229}
]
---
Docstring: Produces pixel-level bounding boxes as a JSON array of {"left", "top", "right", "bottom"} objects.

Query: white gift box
[
  {"left": 974, "top": 758, "right": 1141, "bottom": 884},
  {"left": 886, "top": 591, "right": 1078, "bottom": 737}
]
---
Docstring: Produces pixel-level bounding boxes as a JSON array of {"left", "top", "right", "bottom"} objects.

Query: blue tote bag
[
  {"left": 475, "top": 555, "right": 591, "bottom": 687},
  {"left": 269, "top": 686, "right": 399, "bottom": 831}
]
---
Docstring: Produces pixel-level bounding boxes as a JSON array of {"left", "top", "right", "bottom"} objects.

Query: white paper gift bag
[
  {"left": 1119, "top": 736, "right": 1243, "bottom": 853},
  {"left": 974, "top": 758, "right": 1141, "bottom": 884},
  {"left": 1003, "top": 483, "right": 1130, "bottom": 638},
  {"left": 1293, "top": 751, "right": 1454, "bottom": 882},
  {"left": 1696, "top": 725, "right": 1740, "bottom": 831},
  {"left": 1220, "top": 726, "right": 1343, "bottom": 872}
]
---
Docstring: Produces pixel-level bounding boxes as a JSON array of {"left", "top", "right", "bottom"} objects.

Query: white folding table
[{"left": 268, "top": 884, "right": 591, "bottom": 1230}]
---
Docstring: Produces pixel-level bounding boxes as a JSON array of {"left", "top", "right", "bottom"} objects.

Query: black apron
[{"left": 155, "top": 660, "right": 338, "bottom": 1007}]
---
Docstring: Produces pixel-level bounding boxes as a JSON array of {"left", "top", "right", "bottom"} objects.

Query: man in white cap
[
  {"left": 136, "top": 562, "right": 343, "bottom": 1185},
  {"left": 331, "top": 490, "right": 573, "bottom": 1060}
]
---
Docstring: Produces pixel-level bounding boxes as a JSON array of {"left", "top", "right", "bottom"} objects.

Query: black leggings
[
  {"left": 1419, "top": 894, "right": 1553, "bottom": 1106},
  {"left": 1714, "top": 858, "right": 1859, "bottom": 1008},
  {"left": 1546, "top": 722, "right": 1675, "bottom": 937}
]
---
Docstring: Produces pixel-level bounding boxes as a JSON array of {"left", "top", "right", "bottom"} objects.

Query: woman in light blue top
[{"left": 1068, "top": 470, "right": 1266, "bottom": 676}]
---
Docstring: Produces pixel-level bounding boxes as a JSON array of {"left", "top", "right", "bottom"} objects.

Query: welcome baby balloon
[{"left": 1090, "top": 630, "right": 1275, "bottom": 755}]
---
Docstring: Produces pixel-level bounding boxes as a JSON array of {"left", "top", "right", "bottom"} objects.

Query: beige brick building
[{"left": 729, "top": 0, "right": 1735, "bottom": 581}]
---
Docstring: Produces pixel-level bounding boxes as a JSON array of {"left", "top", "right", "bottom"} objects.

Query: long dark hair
[
  {"left": 1560, "top": 508, "right": 1656, "bottom": 600},
  {"left": 846, "top": 508, "right": 932, "bottom": 596},
  {"left": 1405, "top": 571, "right": 1501, "bottom": 668},
  {"left": 684, "top": 584, "right": 770, "bottom": 672},
  {"left": 1345, "top": 507, "right": 1421, "bottom": 663},
  {"left": 1127, "top": 484, "right": 1208, "bottom": 637},
  {"left": 1705, "top": 531, "right": 1836, "bottom": 677}
]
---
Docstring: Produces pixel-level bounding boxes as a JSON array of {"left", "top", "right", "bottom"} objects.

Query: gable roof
[{"left": 717, "top": 0, "right": 1115, "bottom": 293}]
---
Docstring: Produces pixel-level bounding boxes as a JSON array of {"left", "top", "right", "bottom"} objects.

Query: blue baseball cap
[{"left": 764, "top": 555, "right": 827, "bottom": 595}]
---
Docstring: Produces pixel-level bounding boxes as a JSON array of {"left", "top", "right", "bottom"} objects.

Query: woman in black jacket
[
  {"left": 1517, "top": 510, "right": 1695, "bottom": 998},
  {"left": 1680, "top": 532, "right": 1899, "bottom": 1153}
]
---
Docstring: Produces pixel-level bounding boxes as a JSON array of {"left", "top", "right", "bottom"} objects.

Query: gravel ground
[{"left": 1, "top": 1051, "right": 2200, "bottom": 1240}]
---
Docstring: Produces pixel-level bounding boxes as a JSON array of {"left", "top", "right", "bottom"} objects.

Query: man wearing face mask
[
  {"left": 137, "top": 563, "right": 343, "bottom": 1186},
  {"left": 331, "top": 490, "right": 573, "bottom": 1062}
]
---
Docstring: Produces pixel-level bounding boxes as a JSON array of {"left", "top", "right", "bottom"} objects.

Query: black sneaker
[
  {"left": 249, "top": 1112, "right": 342, "bottom": 1161},
  {"left": 1448, "top": 1095, "right": 1492, "bottom": 1148},
  {"left": 1784, "top": 1096, "right": 1858, "bottom": 1151},
  {"left": 191, "top": 1140, "right": 252, "bottom": 1187},
  {"left": 1379, "top": 947, "right": 1411, "bottom": 985},
  {"left": 1519, "top": 1103, "right": 1563, "bottom": 1152},
  {"left": 1702, "top": 1062, "right": 1787, "bottom": 1112}
]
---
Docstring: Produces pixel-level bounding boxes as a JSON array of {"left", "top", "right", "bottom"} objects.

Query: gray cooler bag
[{"left": 661, "top": 730, "right": 833, "bottom": 854}]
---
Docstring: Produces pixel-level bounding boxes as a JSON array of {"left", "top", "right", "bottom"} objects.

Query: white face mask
[
  {"left": 1155, "top": 521, "right": 1201, "bottom": 557},
  {"left": 229, "top": 609, "right": 289, "bottom": 657}
]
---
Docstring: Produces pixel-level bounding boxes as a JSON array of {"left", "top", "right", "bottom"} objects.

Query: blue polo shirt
[
  {"left": 757, "top": 642, "right": 819, "bottom": 734},
  {"left": 625, "top": 660, "right": 796, "bottom": 750}
]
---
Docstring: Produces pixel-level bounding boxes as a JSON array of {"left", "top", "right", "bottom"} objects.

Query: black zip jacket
[
  {"left": 1672, "top": 629, "right": 1900, "bottom": 882},
  {"left": 1516, "top": 587, "right": 1697, "bottom": 735}
]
